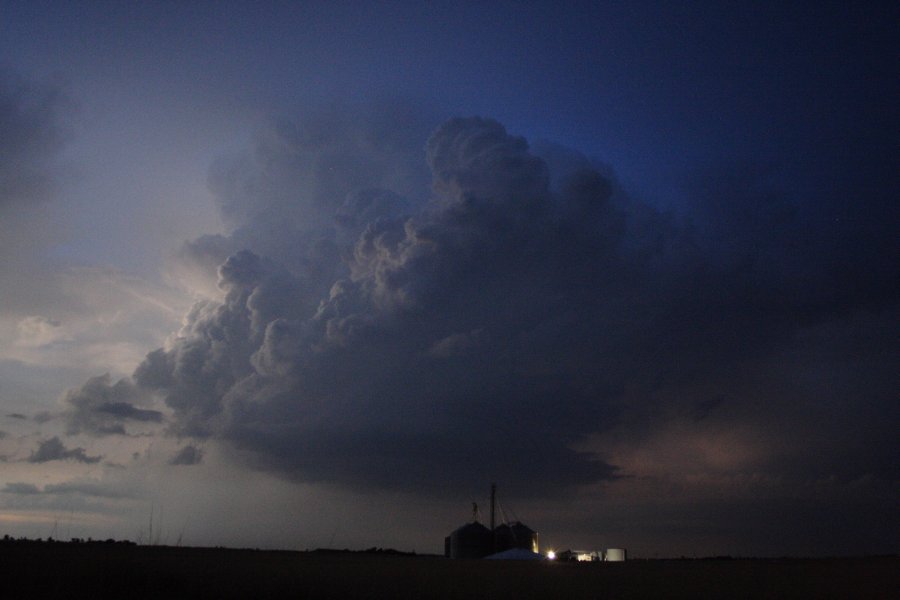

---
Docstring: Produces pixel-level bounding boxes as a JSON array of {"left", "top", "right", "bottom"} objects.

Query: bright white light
[{"left": 546, "top": 550, "right": 556, "bottom": 560}]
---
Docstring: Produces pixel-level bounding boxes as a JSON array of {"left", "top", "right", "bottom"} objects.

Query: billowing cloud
[
  {"left": 125, "top": 116, "right": 634, "bottom": 495},
  {"left": 28, "top": 437, "right": 102, "bottom": 464},
  {"left": 64, "top": 115, "right": 898, "bottom": 512}
]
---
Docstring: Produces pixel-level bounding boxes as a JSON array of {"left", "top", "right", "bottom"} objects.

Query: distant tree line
[
  {"left": 309, "top": 547, "right": 417, "bottom": 556},
  {"left": 1, "top": 534, "right": 135, "bottom": 546}
]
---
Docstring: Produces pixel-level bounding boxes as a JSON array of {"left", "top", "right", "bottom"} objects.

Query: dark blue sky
[
  {"left": 0, "top": 1, "right": 896, "bottom": 556},
  {"left": 5, "top": 1, "right": 893, "bottom": 206}
]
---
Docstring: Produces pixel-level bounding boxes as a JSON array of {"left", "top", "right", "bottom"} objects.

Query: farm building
[
  {"left": 444, "top": 485, "right": 626, "bottom": 561},
  {"left": 556, "top": 549, "right": 603, "bottom": 562},
  {"left": 444, "top": 485, "right": 540, "bottom": 559},
  {"left": 552, "top": 549, "right": 626, "bottom": 562}
]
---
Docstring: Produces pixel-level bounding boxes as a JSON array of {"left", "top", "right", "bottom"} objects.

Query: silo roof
[{"left": 452, "top": 521, "right": 491, "bottom": 535}]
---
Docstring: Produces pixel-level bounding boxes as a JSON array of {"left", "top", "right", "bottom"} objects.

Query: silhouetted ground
[{"left": 1, "top": 540, "right": 895, "bottom": 599}]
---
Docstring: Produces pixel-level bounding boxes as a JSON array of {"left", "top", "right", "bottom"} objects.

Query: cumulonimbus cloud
[{"left": 61, "top": 113, "right": 899, "bottom": 500}]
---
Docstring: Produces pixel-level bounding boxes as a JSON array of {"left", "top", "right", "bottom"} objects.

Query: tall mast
[
  {"left": 490, "top": 483, "right": 496, "bottom": 530},
  {"left": 490, "top": 482, "right": 497, "bottom": 552}
]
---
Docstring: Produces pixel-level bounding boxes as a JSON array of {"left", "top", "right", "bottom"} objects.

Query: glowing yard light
[{"left": 546, "top": 550, "right": 556, "bottom": 560}]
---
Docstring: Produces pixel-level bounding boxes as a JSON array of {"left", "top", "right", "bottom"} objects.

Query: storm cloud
[
  {"left": 125, "top": 116, "right": 637, "bottom": 495},
  {"left": 61, "top": 113, "right": 896, "bottom": 505}
]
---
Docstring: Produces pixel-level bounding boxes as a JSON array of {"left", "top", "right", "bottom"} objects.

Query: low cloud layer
[
  {"left": 64, "top": 374, "right": 161, "bottom": 436},
  {"left": 29, "top": 437, "right": 101, "bottom": 464}
]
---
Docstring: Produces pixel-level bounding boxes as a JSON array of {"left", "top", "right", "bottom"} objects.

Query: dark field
[{"left": 2, "top": 542, "right": 896, "bottom": 599}]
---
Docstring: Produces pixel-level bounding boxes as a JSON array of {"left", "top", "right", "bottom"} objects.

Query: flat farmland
[{"left": 2, "top": 542, "right": 895, "bottom": 599}]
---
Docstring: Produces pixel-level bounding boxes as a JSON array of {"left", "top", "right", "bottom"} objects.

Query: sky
[{"left": 0, "top": 1, "right": 896, "bottom": 557}]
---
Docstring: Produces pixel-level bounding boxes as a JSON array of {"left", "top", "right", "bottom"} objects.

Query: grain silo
[
  {"left": 444, "top": 501, "right": 493, "bottom": 559},
  {"left": 444, "top": 484, "right": 541, "bottom": 559},
  {"left": 445, "top": 521, "right": 493, "bottom": 559},
  {"left": 493, "top": 521, "right": 539, "bottom": 554}
]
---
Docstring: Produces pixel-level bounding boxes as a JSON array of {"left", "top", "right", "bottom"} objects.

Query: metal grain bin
[
  {"left": 493, "top": 521, "right": 539, "bottom": 554},
  {"left": 605, "top": 548, "right": 627, "bottom": 561},
  {"left": 448, "top": 521, "right": 493, "bottom": 559}
]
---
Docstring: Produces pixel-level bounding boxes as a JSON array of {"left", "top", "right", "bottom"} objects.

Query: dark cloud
[
  {"left": 689, "top": 396, "right": 724, "bottom": 422},
  {"left": 43, "top": 480, "right": 131, "bottom": 499},
  {"left": 28, "top": 436, "right": 101, "bottom": 464},
  {"left": 33, "top": 411, "right": 53, "bottom": 423},
  {"left": 2, "top": 482, "right": 40, "bottom": 494},
  {"left": 168, "top": 445, "right": 203, "bottom": 466},
  {"left": 0, "top": 69, "right": 73, "bottom": 319},
  {"left": 95, "top": 402, "right": 162, "bottom": 423},
  {"left": 0, "top": 69, "right": 69, "bottom": 208},
  {"left": 6, "top": 413, "right": 27, "bottom": 420},
  {"left": 1, "top": 480, "right": 130, "bottom": 498},
  {"left": 127, "top": 116, "right": 632, "bottom": 496},
  {"left": 63, "top": 374, "right": 162, "bottom": 436},
  {"left": 68, "top": 115, "right": 897, "bottom": 511}
]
